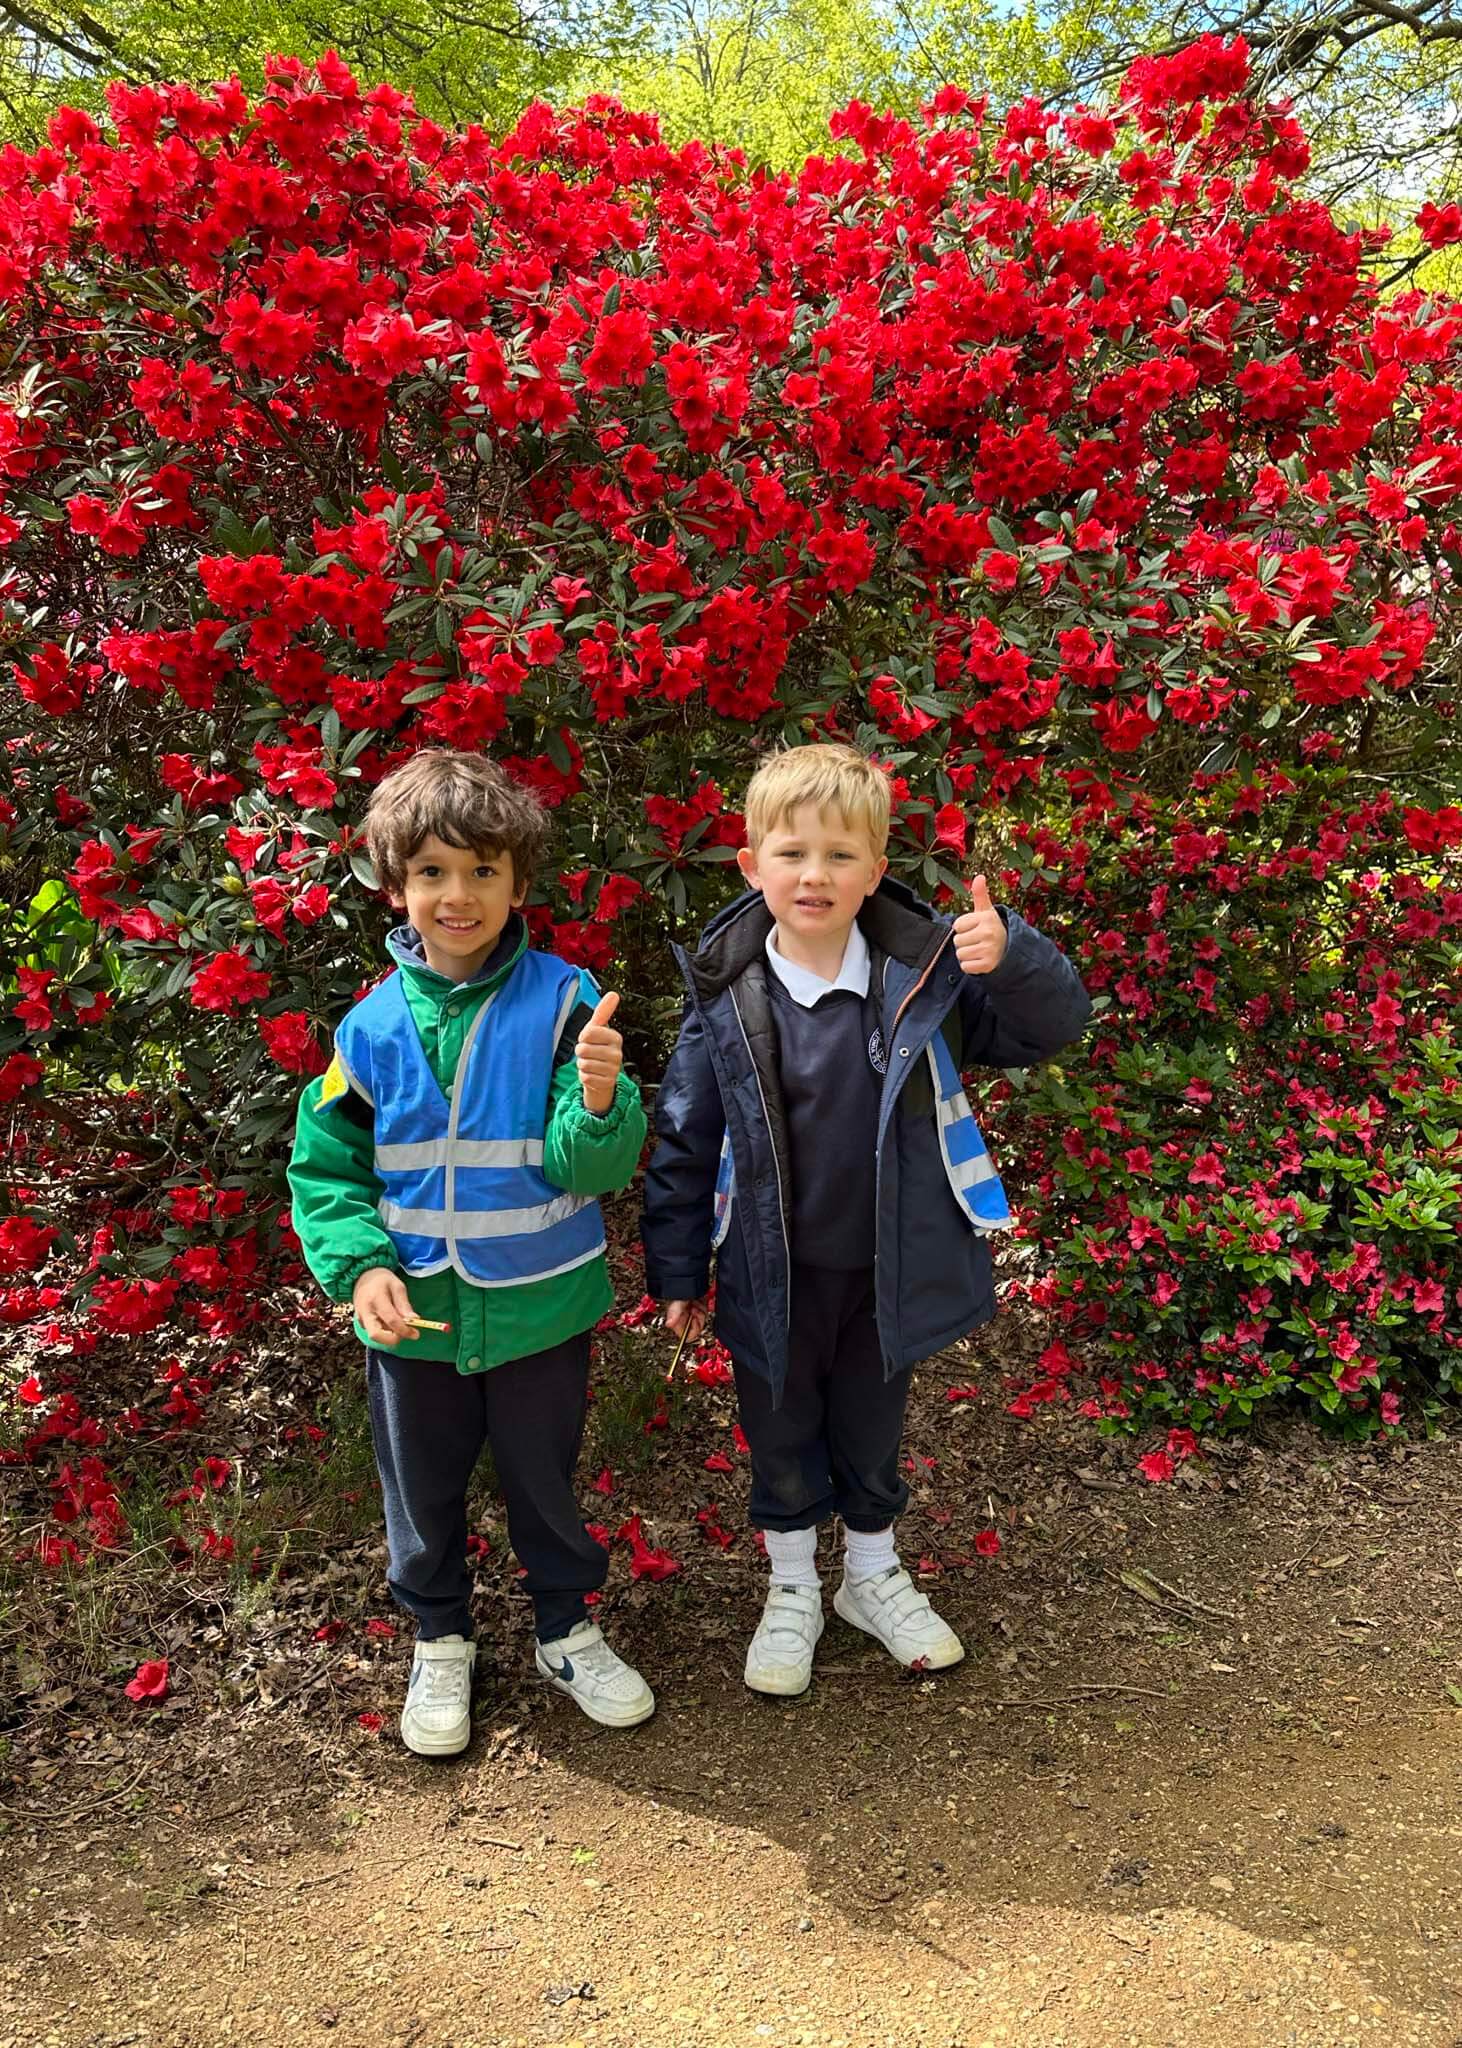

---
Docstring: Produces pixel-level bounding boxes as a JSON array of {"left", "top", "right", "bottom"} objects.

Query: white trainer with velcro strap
[
  {"left": 744, "top": 1582, "right": 826, "bottom": 1696},
  {"left": 833, "top": 1564, "right": 964, "bottom": 1670},
  {"left": 534, "top": 1620, "right": 655, "bottom": 1728}
]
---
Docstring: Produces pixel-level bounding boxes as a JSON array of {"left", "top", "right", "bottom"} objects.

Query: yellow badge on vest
[{"left": 316, "top": 1054, "right": 349, "bottom": 1112}]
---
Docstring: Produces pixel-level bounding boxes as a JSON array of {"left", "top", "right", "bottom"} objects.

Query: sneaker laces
[
  {"left": 545, "top": 1628, "right": 632, "bottom": 1687},
  {"left": 566, "top": 1632, "right": 621, "bottom": 1679},
  {"left": 417, "top": 1654, "right": 470, "bottom": 1707}
]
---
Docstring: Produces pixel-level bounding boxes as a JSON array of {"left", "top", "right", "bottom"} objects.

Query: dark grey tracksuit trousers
[{"left": 365, "top": 1332, "right": 608, "bottom": 1645}]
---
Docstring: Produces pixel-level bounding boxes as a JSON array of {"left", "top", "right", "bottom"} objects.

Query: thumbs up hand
[
  {"left": 576, "top": 990, "right": 624, "bottom": 1114},
  {"left": 952, "top": 875, "right": 1008, "bottom": 977}
]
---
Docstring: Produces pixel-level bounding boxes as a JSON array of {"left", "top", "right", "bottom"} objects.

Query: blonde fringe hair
[{"left": 743, "top": 743, "right": 891, "bottom": 856}]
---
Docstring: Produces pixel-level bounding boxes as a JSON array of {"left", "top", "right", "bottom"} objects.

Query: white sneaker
[
  {"left": 534, "top": 1621, "right": 655, "bottom": 1729},
  {"left": 400, "top": 1633, "right": 476, "bottom": 1756},
  {"left": 834, "top": 1565, "right": 965, "bottom": 1670},
  {"left": 744, "top": 1583, "right": 825, "bottom": 1697}
]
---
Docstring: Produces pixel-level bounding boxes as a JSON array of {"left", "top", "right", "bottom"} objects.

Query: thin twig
[
  {"left": 0, "top": 1761, "right": 148, "bottom": 1825},
  {"left": 1067, "top": 1681, "right": 1171, "bottom": 1698},
  {"left": 1110, "top": 1565, "right": 1236, "bottom": 1622}
]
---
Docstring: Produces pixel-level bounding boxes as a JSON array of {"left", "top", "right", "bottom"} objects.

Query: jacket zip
[
  {"left": 888, "top": 926, "right": 955, "bottom": 1049},
  {"left": 728, "top": 983, "right": 792, "bottom": 1334}
]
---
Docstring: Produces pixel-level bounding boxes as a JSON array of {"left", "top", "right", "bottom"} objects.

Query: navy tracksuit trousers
[{"left": 365, "top": 1332, "right": 608, "bottom": 1645}]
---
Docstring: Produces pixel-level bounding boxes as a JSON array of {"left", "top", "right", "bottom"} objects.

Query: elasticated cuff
[
  {"left": 644, "top": 1267, "right": 711, "bottom": 1304},
  {"left": 327, "top": 1251, "right": 403, "bottom": 1306},
  {"left": 555, "top": 1079, "right": 637, "bottom": 1135}
]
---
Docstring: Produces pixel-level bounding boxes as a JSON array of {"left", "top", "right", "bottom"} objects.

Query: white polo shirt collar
[{"left": 764, "top": 918, "right": 871, "bottom": 1008}]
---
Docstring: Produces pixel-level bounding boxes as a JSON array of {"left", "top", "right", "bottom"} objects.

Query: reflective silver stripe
[
  {"left": 446, "top": 1237, "right": 606, "bottom": 1288},
  {"left": 946, "top": 1141, "right": 1001, "bottom": 1190},
  {"left": 552, "top": 974, "right": 582, "bottom": 1052},
  {"left": 374, "top": 1137, "right": 545, "bottom": 1171},
  {"left": 930, "top": 1048, "right": 1000, "bottom": 1200},
  {"left": 381, "top": 1191, "right": 592, "bottom": 1237}
]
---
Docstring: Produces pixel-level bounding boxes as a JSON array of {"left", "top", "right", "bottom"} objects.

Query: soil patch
[{"left": 6, "top": 1330, "right": 1462, "bottom": 2046}]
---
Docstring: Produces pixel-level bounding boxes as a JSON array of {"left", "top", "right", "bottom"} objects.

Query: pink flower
[{"left": 1138, "top": 1451, "right": 1176, "bottom": 1484}]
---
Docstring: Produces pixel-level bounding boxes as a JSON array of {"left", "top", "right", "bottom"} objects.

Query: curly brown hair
[{"left": 363, "top": 749, "right": 549, "bottom": 900}]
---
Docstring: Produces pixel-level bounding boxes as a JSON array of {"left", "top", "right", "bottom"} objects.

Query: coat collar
[
  {"left": 682, "top": 874, "right": 950, "bottom": 1003},
  {"left": 386, "top": 912, "right": 527, "bottom": 1000}
]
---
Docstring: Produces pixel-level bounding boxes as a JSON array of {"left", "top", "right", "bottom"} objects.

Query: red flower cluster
[{"left": 0, "top": 37, "right": 1458, "bottom": 1519}]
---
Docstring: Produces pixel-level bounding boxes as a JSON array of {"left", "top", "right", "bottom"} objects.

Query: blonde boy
[{"left": 641, "top": 744, "right": 1090, "bottom": 1695}]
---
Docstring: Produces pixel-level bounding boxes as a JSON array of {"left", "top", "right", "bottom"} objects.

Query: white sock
[
  {"left": 764, "top": 1526, "right": 820, "bottom": 1591},
  {"left": 844, "top": 1524, "right": 898, "bottom": 1581}
]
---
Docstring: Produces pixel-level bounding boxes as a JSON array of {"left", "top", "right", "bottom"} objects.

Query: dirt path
[
  {"left": 8, "top": 1666, "right": 1461, "bottom": 2047},
  {"left": 9, "top": 1405, "right": 1462, "bottom": 2048}
]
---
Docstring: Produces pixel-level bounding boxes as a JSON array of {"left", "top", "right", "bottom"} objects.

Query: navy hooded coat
[{"left": 640, "top": 875, "right": 1091, "bottom": 1406}]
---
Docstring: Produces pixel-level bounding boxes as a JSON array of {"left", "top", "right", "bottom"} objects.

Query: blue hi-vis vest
[
  {"left": 326, "top": 951, "right": 605, "bottom": 1288},
  {"left": 710, "top": 1026, "right": 1011, "bottom": 1250}
]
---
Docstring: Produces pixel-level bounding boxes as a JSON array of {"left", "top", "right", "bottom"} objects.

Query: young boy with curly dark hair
[{"left": 289, "top": 749, "right": 652, "bottom": 1753}]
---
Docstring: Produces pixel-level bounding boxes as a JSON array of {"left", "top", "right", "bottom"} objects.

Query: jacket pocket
[{"left": 894, "top": 1116, "right": 996, "bottom": 1358}]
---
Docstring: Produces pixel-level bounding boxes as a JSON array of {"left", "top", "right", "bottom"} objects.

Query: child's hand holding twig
[
  {"left": 352, "top": 1266, "right": 420, "bottom": 1347},
  {"left": 664, "top": 1297, "right": 708, "bottom": 1342}
]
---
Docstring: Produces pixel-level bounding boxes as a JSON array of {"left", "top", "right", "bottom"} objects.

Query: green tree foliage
[
  {"left": 585, "top": 0, "right": 1071, "bottom": 165},
  {"left": 0, "top": 0, "right": 642, "bottom": 139},
  {"left": 586, "top": 0, "right": 1462, "bottom": 216}
]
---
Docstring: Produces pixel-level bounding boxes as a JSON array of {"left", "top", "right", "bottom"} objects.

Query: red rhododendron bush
[{"left": 3, "top": 38, "right": 1462, "bottom": 1578}]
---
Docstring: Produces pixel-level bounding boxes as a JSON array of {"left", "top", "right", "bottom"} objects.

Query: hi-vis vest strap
[
  {"left": 708, "top": 1023, "right": 1011, "bottom": 1249},
  {"left": 330, "top": 952, "right": 605, "bottom": 1288},
  {"left": 927, "top": 1029, "right": 1012, "bottom": 1235},
  {"left": 711, "top": 1132, "right": 735, "bottom": 1250}
]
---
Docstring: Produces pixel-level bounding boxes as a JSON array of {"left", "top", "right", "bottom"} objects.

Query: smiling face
[
  {"left": 736, "top": 800, "right": 887, "bottom": 958},
  {"left": 390, "top": 832, "right": 526, "bottom": 982}
]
